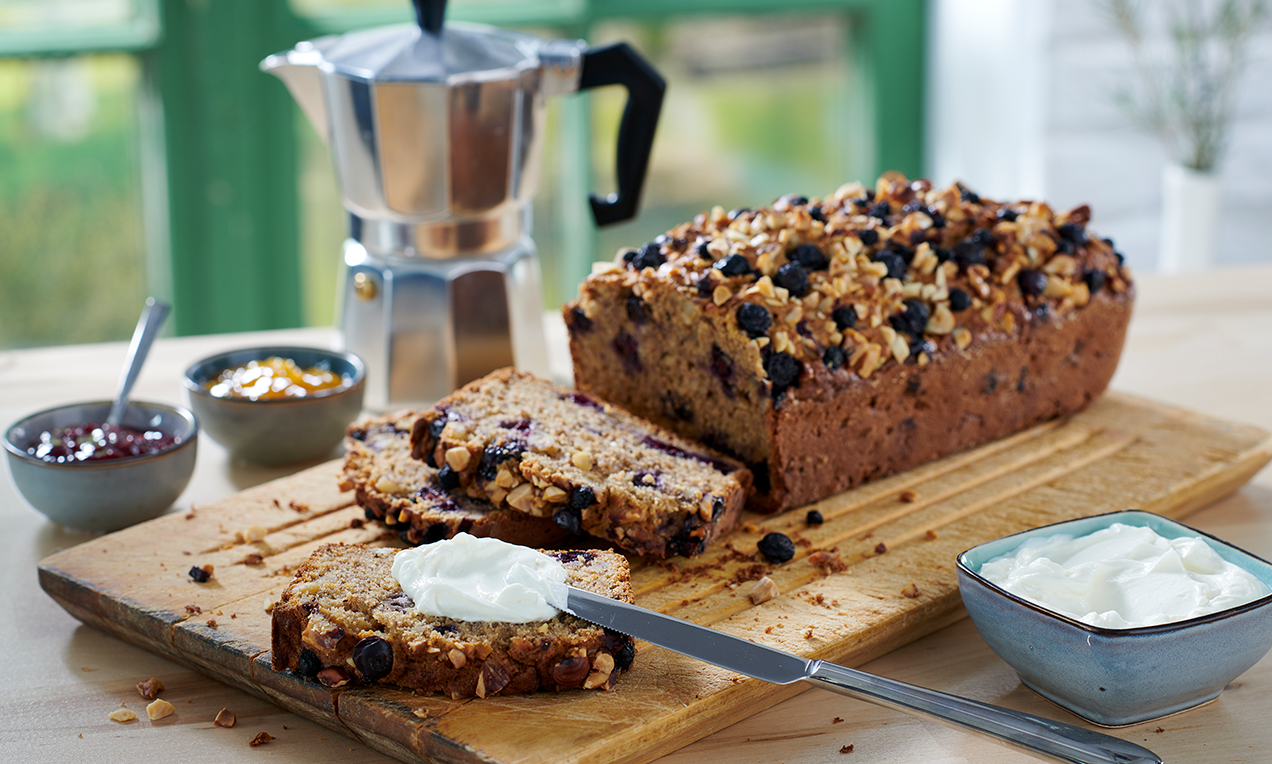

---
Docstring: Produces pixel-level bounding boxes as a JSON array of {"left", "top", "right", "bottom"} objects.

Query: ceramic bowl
[
  {"left": 4, "top": 400, "right": 198, "bottom": 532},
  {"left": 182, "top": 346, "right": 365, "bottom": 465},
  {"left": 957, "top": 509, "right": 1272, "bottom": 726}
]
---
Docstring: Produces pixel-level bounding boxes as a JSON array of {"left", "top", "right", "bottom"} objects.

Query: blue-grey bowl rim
[
  {"left": 181, "top": 345, "right": 366, "bottom": 405},
  {"left": 956, "top": 509, "right": 1272, "bottom": 636},
  {"left": 3, "top": 399, "right": 199, "bottom": 469}
]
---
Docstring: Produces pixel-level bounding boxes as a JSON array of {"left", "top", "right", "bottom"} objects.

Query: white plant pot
[{"left": 1158, "top": 164, "right": 1219, "bottom": 273}]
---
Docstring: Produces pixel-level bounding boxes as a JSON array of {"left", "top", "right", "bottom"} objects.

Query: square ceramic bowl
[
  {"left": 957, "top": 509, "right": 1272, "bottom": 727},
  {"left": 4, "top": 400, "right": 198, "bottom": 532},
  {"left": 183, "top": 346, "right": 365, "bottom": 465}
]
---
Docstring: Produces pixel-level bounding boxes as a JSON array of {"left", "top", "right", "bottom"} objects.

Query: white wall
[{"left": 926, "top": 0, "right": 1272, "bottom": 272}]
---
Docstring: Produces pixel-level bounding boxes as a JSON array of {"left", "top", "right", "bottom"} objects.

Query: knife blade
[{"left": 555, "top": 584, "right": 1161, "bottom": 764}]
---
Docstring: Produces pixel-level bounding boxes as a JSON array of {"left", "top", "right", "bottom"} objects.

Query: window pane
[
  {"left": 0, "top": 54, "right": 147, "bottom": 349},
  {"left": 585, "top": 14, "right": 856, "bottom": 262},
  {"left": 0, "top": 0, "right": 139, "bottom": 30}
]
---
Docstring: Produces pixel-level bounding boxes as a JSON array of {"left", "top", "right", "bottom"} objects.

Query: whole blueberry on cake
[{"left": 564, "top": 173, "right": 1133, "bottom": 511}]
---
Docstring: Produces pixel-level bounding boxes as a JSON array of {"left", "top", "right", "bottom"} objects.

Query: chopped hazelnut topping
[
  {"left": 248, "top": 731, "right": 274, "bottom": 747},
  {"left": 136, "top": 676, "right": 164, "bottom": 700}
]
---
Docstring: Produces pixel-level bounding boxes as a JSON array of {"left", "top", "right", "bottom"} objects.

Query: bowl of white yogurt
[{"left": 957, "top": 509, "right": 1272, "bottom": 727}]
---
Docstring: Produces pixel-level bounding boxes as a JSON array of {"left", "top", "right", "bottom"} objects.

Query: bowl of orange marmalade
[{"left": 183, "top": 346, "right": 365, "bottom": 465}]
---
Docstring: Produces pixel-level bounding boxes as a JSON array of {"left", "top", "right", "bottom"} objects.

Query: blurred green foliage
[{"left": 0, "top": 55, "right": 146, "bottom": 350}]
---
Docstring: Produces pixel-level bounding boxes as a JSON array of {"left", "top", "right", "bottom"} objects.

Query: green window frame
[{"left": 0, "top": 0, "right": 924, "bottom": 337}]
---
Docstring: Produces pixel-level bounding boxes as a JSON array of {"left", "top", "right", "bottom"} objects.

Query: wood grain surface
[{"left": 35, "top": 391, "right": 1272, "bottom": 764}]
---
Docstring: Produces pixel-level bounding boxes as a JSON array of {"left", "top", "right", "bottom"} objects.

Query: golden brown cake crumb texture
[
  {"left": 409, "top": 370, "right": 752, "bottom": 558},
  {"left": 271, "top": 543, "right": 636, "bottom": 699},
  {"left": 564, "top": 173, "right": 1134, "bottom": 511},
  {"left": 342, "top": 412, "right": 572, "bottom": 547}
]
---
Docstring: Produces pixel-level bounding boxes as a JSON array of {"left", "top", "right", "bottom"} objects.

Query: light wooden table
[{"left": 3, "top": 266, "right": 1271, "bottom": 763}]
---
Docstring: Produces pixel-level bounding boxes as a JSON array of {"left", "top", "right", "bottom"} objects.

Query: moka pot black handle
[{"left": 577, "top": 42, "right": 666, "bottom": 226}]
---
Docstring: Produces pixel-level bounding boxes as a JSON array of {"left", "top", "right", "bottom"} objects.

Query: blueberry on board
[
  {"left": 858, "top": 229, "right": 879, "bottom": 246},
  {"left": 890, "top": 299, "right": 930, "bottom": 339},
  {"left": 631, "top": 242, "right": 665, "bottom": 270},
  {"left": 997, "top": 207, "right": 1018, "bottom": 222},
  {"left": 437, "top": 464, "right": 460, "bottom": 490},
  {"left": 789, "top": 243, "right": 829, "bottom": 271},
  {"left": 1084, "top": 269, "right": 1106, "bottom": 294},
  {"left": 805, "top": 509, "right": 824, "bottom": 526},
  {"left": 773, "top": 262, "right": 810, "bottom": 298},
  {"left": 874, "top": 250, "right": 907, "bottom": 280},
  {"left": 868, "top": 201, "right": 892, "bottom": 220},
  {"left": 831, "top": 306, "right": 857, "bottom": 330},
  {"left": 948, "top": 288, "right": 972, "bottom": 312},
  {"left": 764, "top": 352, "right": 801, "bottom": 392},
  {"left": 757, "top": 532, "right": 796, "bottom": 563},
  {"left": 189, "top": 565, "right": 210, "bottom": 583},
  {"left": 713, "top": 253, "right": 750, "bottom": 277},
  {"left": 736, "top": 303, "right": 773, "bottom": 338},
  {"left": 352, "top": 636, "right": 394, "bottom": 681},
  {"left": 1018, "top": 269, "right": 1048, "bottom": 297},
  {"left": 823, "top": 346, "right": 846, "bottom": 371}
]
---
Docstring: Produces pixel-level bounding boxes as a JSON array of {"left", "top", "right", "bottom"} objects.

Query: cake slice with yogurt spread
[
  {"left": 408, "top": 368, "right": 752, "bottom": 558},
  {"left": 271, "top": 537, "right": 636, "bottom": 699}
]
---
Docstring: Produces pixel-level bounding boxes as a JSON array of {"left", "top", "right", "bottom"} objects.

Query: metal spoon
[{"left": 106, "top": 298, "right": 172, "bottom": 427}]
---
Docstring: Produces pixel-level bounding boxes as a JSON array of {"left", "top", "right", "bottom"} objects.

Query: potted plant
[{"left": 1104, "top": 0, "right": 1266, "bottom": 271}]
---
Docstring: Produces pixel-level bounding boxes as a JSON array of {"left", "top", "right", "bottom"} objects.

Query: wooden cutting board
[{"left": 38, "top": 392, "right": 1272, "bottom": 764}]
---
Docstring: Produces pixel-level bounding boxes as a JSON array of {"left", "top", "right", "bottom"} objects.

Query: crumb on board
[
  {"left": 874, "top": 542, "right": 888, "bottom": 555},
  {"left": 249, "top": 732, "right": 274, "bottom": 747},
  {"left": 899, "top": 490, "right": 918, "bottom": 503},
  {"left": 839, "top": 744, "right": 855, "bottom": 754},
  {"left": 832, "top": 717, "right": 844, "bottom": 724},
  {"left": 925, "top": 529, "right": 939, "bottom": 540},
  {"left": 185, "top": 604, "right": 202, "bottom": 614},
  {"left": 146, "top": 699, "right": 175, "bottom": 721},
  {"left": 136, "top": 676, "right": 164, "bottom": 700},
  {"left": 108, "top": 708, "right": 137, "bottom": 723},
  {"left": 901, "top": 583, "right": 921, "bottom": 599}
]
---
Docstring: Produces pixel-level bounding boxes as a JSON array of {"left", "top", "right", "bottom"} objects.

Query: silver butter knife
[{"left": 553, "top": 585, "right": 1161, "bottom": 764}]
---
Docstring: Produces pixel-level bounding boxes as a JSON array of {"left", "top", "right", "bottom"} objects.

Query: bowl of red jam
[
  {"left": 182, "top": 346, "right": 365, "bottom": 465},
  {"left": 4, "top": 400, "right": 198, "bottom": 532}
]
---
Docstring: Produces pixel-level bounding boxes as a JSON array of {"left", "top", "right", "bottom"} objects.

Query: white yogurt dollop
[
  {"left": 978, "top": 522, "right": 1269, "bottom": 629},
  {"left": 391, "top": 533, "right": 568, "bottom": 623}
]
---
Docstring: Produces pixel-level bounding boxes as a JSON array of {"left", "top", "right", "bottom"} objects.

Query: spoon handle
[
  {"left": 807, "top": 661, "right": 1161, "bottom": 764},
  {"left": 106, "top": 298, "right": 171, "bottom": 427}
]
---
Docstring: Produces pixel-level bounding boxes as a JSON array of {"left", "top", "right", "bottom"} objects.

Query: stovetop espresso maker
[{"left": 263, "top": 0, "right": 663, "bottom": 409}]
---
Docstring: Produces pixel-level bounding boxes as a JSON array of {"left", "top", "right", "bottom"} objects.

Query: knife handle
[{"left": 805, "top": 661, "right": 1160, "bottom": 764}]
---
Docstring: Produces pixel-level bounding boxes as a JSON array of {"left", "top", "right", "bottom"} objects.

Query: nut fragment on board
[
  {"left": 214, "top": 708, "right": 236, "bottom": 728},
  {"left": 135, "top": 676, "right": 164, "bottom": 700},
  {"left": 146, "top": 699, "right": 175, "bottom": 721},
  {"left": 748, "top": 576, "right": 779, "bottom": 605},
  {"left": 108, "top": 708, "right": 137, "bottom": 723},
  {"left": 249, "top": 732, "right": 274, "bottom": 747}
]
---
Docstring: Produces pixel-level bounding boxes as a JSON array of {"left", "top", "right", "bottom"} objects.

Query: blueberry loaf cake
[
  {"left": 271, "top": 543, "right": 636, "bottom": 698},
  {"left": 342, "top": 412, "right": 573, "bottom": 547},
  {"left": 565, "top": 173, "right": 1133, "bottom": 512},
  {"left": 408, "top": 368, "right": 752, "bottom": 558}
]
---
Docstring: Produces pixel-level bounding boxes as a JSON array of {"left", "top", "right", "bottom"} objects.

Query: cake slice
[
  {"left": 271, "top": 543, "right": 636, "bottom": 698},
  {"left": 342, "top": 411, "right": 572, "bottom": 547},
  {"left": 408, "top": 369, "right": 752, "bottom": 558}
]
